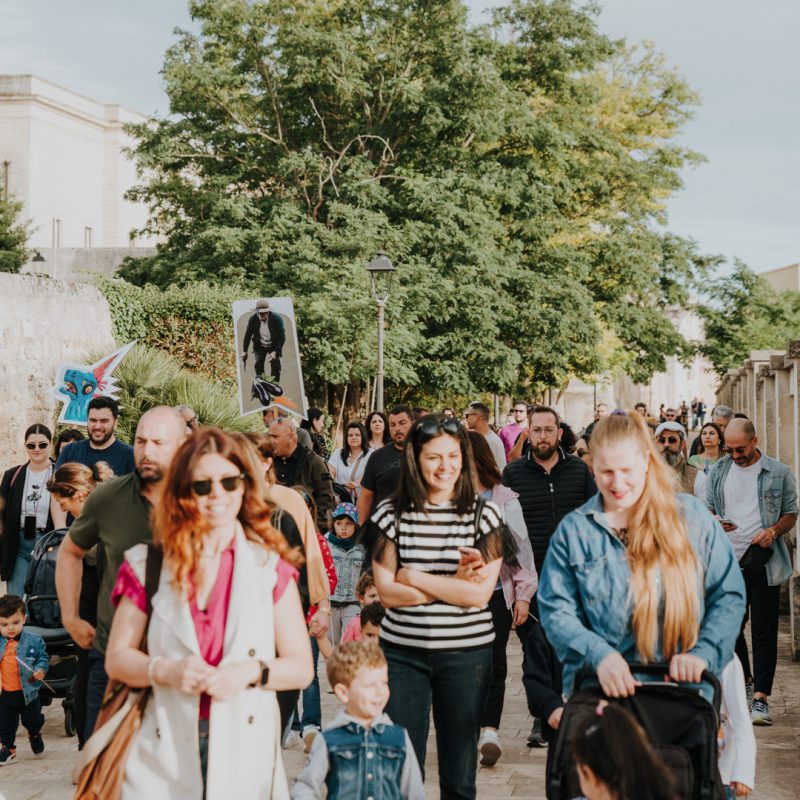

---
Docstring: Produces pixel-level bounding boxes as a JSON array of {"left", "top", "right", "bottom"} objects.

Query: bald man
[
  {"left": 56, "top": 405, "right": 188, "bottom": 740},
  {"left": 706, "top": 417, "right": 798, "bottom": 726}
]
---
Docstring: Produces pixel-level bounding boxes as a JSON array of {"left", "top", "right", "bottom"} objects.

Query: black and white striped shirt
[{"left": 371, "top": 498, "right": 504, "bottom": 651}]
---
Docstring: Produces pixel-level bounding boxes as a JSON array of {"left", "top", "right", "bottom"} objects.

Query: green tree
[
  {"left": 696, "top": 262, "right": 800, "bottom": 375},
  {"left": 0, "top": 194, "right": 30, "bottom": 273},
  {"left": 120, "top": 0, "right": 710, "bottom": 406}
]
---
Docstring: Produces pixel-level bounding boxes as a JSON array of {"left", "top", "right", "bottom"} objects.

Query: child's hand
[
  {"left": 32, "top": 669, "right": 45, "bottom": 682},
  {"left": 731, "top": 782, "right": 752, "bottom": 797}
]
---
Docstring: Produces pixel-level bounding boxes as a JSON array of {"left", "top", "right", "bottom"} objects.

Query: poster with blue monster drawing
[{"left": 51, "top": 342, "right": 136, "bottom": 426}]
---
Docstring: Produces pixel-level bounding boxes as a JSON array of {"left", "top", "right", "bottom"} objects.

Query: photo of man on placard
[{"left": 241, "top": 298, "right": 285, "bottom": 382}]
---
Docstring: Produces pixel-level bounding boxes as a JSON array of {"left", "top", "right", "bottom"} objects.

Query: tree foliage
[
  {"left": 120, "top": 0, "right": 711, "bottom": 402},
  {"left": 696, "top": 262, "right": 800, "bottom": 375},
  {"left": 0, "top": 194, "right": 30, "bottom": 274}
]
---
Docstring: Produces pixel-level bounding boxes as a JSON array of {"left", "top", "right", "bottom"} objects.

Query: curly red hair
[{"left": 153, "top": 427, "right": 300, "bottom": 591}]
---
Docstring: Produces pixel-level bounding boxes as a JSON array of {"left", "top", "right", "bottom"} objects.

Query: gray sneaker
[
  {"left": 745, "top": 681, "right": 754, "bottom": 710},
  {"left": 750, "top": 698, "right": 772, "bottom": 726}
]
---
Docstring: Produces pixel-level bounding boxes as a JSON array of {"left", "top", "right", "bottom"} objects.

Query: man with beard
[
  {"left": 502, "top": 406, "right": 596, "bottom": 747},
  {"left": 56, "top": 406, "right": 188, "bottom": 739},
  {"left": 51, "top": 396, "right": 135, "bottom": 527},
  {"left": 655, "top": 420, "right": 698, "bottom": 494}
]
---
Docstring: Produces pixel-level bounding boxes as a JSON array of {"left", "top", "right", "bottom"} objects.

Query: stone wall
[
  {"left": 0, "top": 273, "right": 115, "bottom": 472},
  {"left": 20, "top": 247, "right": 156, "bottom": 283}
]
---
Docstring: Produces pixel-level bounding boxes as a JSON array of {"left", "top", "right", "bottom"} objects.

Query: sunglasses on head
[
  {"left": 26, "top": 442, "right": 50, "bottom": 450},
  {"left": 416, "top": 416, "right": 462, "bottom": 438},
  {"left": 191, "top": 474, "right": 245, "bottom": 496}
]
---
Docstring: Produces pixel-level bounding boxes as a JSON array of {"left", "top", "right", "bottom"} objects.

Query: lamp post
[
  {"left": 367, "top": 251, "right": 395, "bottom": 412},
  {"left": 32, "top": 251, "right": 46, "bottom": 277}
]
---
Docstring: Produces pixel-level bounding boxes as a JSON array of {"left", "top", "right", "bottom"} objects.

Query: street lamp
[
  {"left": 31, "top": 251, "right": 46, "bottom": 277},
  {"left": 367, "top": 251, "right": 395, "bottom": 412}
]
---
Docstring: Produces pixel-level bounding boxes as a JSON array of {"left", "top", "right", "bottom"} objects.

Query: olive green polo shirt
[{"left": 69, "top": 471, "right": 152, "bottom": 654}]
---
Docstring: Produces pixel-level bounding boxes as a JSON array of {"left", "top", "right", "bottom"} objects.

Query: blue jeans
[
  {"left": 7, "top": 528, "right": 43, "bottom": 596},
  {"left": 84, "top": 649, "right": 108, "bottom": 740},
  {"left": 382, "top": 642, "right": 491, "bottom": 800},
  {"left": 300, "top": 637, "right": 321, "bottom": 731}
]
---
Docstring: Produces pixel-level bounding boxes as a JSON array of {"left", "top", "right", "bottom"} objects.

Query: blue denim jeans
[
  {"left": 7, "top": 528, "right": 43, "bottom": 596},
  {"left": 300, "top": 637, "right": 321, "bottom": 731},
  {"left": 382, "top": 642, "right": 491, "bottom": 800},
  {"left": 84, "top": 648, "right": 108, "bottom": 740}
]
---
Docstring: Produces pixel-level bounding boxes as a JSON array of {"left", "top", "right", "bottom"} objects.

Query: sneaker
[
  {"left": 302, "top": 727, "right": 319, "bottom": 753},
  {"left": 29, "top": 733, "right": 45, "bottom": 755},
  {"left": 0, "top": 746, "right": 17, "bottom": 766},
  {"left": 745, "top": 681, "right": 754, "bottom": 710},
  {"left": 527, "top": 718, "right": 547, "bottom": 748},
  {"left": 478, "top": 729, "right": 501, "bottom": 767},
  {"left": 282, "top": 730, "right": 301, "bottom": 749},
  {"left": 751, "top": 699, "right": 772, "bottom": 726}
]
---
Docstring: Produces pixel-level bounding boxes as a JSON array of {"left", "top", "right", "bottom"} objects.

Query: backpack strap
[
  {"left": 144, "top": 543, "right": 163, "bottom": 618},
  {"left": 9, "top": 464, "right": 24, "bottom": 489}
]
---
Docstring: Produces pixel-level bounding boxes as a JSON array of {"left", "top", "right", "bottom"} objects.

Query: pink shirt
[
  {"left": 341, "top": 616, "right": 362, "bottom": 643},
  {"left": 499, "top": 423, "right": 523, "bottom": 457},
  {"left": 112, "top": 542, "right": 297, "bottom": 719}
]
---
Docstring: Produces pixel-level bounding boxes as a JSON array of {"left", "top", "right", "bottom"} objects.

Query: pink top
[
  {"left": 499, "top": 423, "right": 523, "bottom": 457},
  {"left": 341, "top": 616, "right": 362, "bottom": 643},
  {"left": 112, "top": 542, "right": 297, "bottom": 719}
]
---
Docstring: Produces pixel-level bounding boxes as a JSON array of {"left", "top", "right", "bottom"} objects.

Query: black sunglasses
[
  {"left": 26, "top": 442, "right": 50, "bottom": 450},
  {"left": 191, "top": 474, "right": 245, "bottom": 496},
  {"left": 657, "top": 436, "right": 681, "bottom": 445},
  {"left": 722, "top": 445, "right": 749, "bottom": 455},
  {"left": 416, "top": 417, "right": 463, "bottom": 438}
]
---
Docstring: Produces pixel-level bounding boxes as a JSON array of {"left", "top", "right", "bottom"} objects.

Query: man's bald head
[
  {"left": 134, "top": 406, "right": 188, "bottom": 483},
  {"left": 722, "top": 417, "right": 759, "bottom": 467},
  {"left": 268, "top": 419, "right": 297, "bottom": 457},
  {"left": 725, "top": 418, "right": 756, "bottom": 441}
]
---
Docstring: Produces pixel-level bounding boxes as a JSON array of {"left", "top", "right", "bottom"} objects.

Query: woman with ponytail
[{"left": 538, "top": 411, "right": 745, "bottom": 700}]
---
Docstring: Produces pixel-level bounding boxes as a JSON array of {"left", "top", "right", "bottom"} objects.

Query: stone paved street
[{"left": 3, "top": 620, "right": 800, "bottom": 799}]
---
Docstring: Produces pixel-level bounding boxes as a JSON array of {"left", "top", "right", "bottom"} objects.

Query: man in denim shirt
[
  {"left": 706, "top": 418, "right": 798, "bottom": 726},
  {"left": 292, "top": 641, "right": 424, "bottom": 800}
]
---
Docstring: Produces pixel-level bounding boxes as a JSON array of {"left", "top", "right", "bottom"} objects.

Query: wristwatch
[{"left": 249, "top": 660, "right": 270, "bottom": 688}]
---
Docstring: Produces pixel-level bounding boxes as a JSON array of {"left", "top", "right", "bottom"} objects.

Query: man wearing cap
[
  {"left": 655, "top": 420, "right": 697, "bottom": 494},
  {"left": 242, "top": 299, "right": 286, "bottom": 382}
]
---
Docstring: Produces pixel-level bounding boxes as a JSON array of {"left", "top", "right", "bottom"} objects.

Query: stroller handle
[{"left": 577, "top": 661, "right": 722, "bottom": 710}]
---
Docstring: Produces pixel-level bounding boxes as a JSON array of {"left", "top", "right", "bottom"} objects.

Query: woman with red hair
[{"left": 105, "top": 428, "right": 312, "bottom": 799}]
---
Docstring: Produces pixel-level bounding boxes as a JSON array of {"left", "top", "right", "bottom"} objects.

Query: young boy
[
  {"left": 326, "top": 503, "right": 365, "bottom": 644},
  {"left": 0, "top": 595, "right": 49, "bottom": 765},
  {"left": 341, "top": 572, "right": 380, "bottom": 643},
  {"left": 317, "top": 602, "right": 385, "bottom": 658},
  {"left": 291, "top": 641, "right": 424, "bottom": 800}
]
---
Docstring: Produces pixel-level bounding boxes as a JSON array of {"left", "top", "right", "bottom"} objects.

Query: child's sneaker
[
  {"left": 302, "top": 726, "right": 319, "bottom": 753},
  {"left": 29, "top": 733, "right": 45, "bottom": 755},
  {"left": 0, "top": 746, "right": 17, "bottom": 765}
]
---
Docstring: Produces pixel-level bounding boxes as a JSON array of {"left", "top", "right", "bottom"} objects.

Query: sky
[{"left": 1, "top": 0, "right": 798, "bottom": 274}]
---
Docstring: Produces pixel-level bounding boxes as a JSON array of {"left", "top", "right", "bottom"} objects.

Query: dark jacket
[
  {"left": 242, "top": 311, "right": 286, "bottom": 357},
  {"left": 277, "top": 445, "right": 335, "bottom": 531},
  {"left": 0, "top": 463, "right": 55, "bottom": 580},
  {"left": 502, "top": 449, "right": 596, "bottom": 574}
]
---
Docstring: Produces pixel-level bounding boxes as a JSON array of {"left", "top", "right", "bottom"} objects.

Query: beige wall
[
  {"left": 0, "top": 273, "right": 115, "bottom": 473},
  {"left": 761, "top": 263, "right": 800, "bottom": 293}
]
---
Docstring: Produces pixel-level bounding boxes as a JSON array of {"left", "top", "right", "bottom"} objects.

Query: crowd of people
[{"left": 0, "top": 392, "right": 794, "bottom": 800}]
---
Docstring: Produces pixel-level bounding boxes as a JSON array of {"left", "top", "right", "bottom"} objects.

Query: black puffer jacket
[{"left": 502, "top": 449, "right": 596, "bottom": 574}]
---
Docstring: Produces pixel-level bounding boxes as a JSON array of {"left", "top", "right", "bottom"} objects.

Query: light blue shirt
[{"left": 538, "top": 492, "right": 746, "bottom": 697}]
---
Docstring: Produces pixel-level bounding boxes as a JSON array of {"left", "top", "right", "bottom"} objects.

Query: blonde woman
[{"left": 538, "top": 412, "right": 745, "bottom": 701}]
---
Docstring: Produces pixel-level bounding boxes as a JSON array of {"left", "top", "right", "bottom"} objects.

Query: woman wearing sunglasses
[
  {"left": 370, "top": 414, "right": 506, "bottom": 799},
  {"left": 105, "top": 428, "right": 312, "bottom": 799},
  {"left": 0, "top": 424, "right": 54, "bottom": 596}
]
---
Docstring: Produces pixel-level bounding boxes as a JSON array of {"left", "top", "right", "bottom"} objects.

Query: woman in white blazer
[{"left": 105, "top": 428, "right": 313, "bottom": 799}]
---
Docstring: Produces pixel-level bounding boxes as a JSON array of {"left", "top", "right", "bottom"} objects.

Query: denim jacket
[
  {"left": 0, "top": 629, "right": 49, "bottom": 705},
  {"left": 291, "top": 710, "right": 424, "bottom": 800},
  {"left": 326, "top": 535, "right": 365, "bottom": 604},
  {"left": 538, "top": 493, "right": 746, "bottom": 697},
  {"left": 706, "top": 452, "right": 798, "bottom": 586}
]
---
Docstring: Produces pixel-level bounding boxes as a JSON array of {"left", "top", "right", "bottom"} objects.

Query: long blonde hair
[{"left": 590, "top": 413, "right": 700, "bottom": 661}]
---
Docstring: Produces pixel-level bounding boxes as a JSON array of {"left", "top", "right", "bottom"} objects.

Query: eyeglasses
[
  {"left": 26, "top": 442, "right": 50, "bottom": 450},
  {"left": 191, "top": 474, "right": 245, "bottom": 496},
  {"left": 722, "top": 445, "right": 750, "bottom": 455},
  {"left": 530, "top": 427, "right": 558, "bottom": 437},
  {"left": 417, "top": 417, "right": 462, "bottom": 438},
  {"left": 657, "top": 436, "right": 681, "bottom": 445}
]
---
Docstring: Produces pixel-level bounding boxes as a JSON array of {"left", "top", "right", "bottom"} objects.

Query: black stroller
[
  {"left": 549, "top": 663, "right": 724, "bottom": 800},
  {"left": 23, "top": 528, "right": 78, "bottom": 738}
]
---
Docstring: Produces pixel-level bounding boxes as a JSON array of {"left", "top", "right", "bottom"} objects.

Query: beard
[
  {"left": 137, "top": 464, "right": 163, "bottom": 483},
  {"left": 662, "top": 450, "right": 684, "bottom": 468},
  {"left": 89, "top": 428, "right": 113, "bottom": 446},
  {"left": 533, "top": 442, "right": 558, "bottom": 461}
]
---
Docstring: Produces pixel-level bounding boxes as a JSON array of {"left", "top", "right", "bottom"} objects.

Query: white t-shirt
[
  {"left": 328, "top": 448, "right": 372, "bottom": 492},
  {"left": 722, "top": 459, "right": 762, "bottom": 560},
  {"left": 20, "top": 466, "right": 52, "bottom": 530},
  {"left": 485, "top": 430, "right": 507, "bottom": 471}
]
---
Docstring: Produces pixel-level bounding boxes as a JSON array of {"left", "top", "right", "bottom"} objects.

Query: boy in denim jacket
[
  {"left": 326, "top": 503, "right": 365, "bottom": 644},
  {"left": 0, "top": 595, "right": 49, "bottom": 765},
  {"left": 292, "top": 640, "right": 424, "bottom": 800}
]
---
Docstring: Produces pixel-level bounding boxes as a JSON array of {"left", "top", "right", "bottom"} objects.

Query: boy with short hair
[
  {"left": 292, "top": 640, "right": 424, "bottom": 800},
  {"left": 0, "top": 595, "right": 49, "bottom": 765},
  {"left": 341, "top": 571, "right": 380, "bottom": 644}
]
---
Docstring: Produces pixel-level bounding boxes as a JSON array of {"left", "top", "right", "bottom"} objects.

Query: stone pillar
[{"left": 785, "top": 342, "right": 800, "bottom": 660}]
